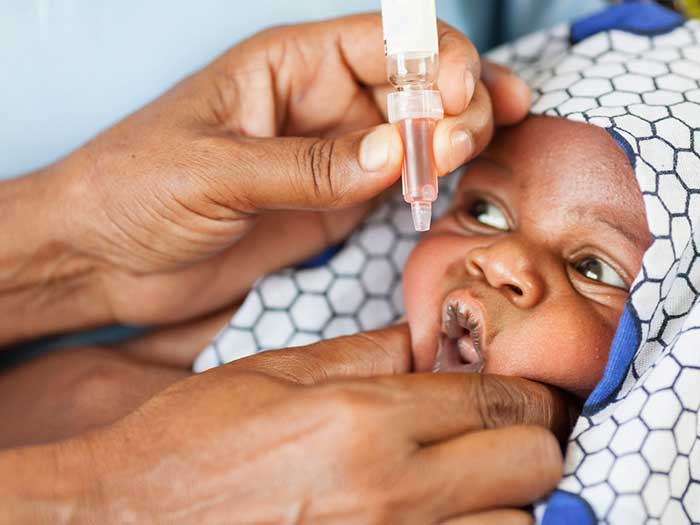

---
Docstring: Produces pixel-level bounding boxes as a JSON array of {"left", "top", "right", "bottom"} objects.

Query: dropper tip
[{"left": 411, "top": 201, "right": 432, "bottom": 232}]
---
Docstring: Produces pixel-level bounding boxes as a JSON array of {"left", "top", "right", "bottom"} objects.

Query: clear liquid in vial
[{"left": 398, "top": 117, "right": 438, "bottom": 230}]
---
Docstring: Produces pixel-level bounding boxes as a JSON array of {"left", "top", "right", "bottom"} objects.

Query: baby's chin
[
  {"left": 406, "top": 329, "right": 601, "bottom": 410},
  {"left": 407, "top": 315, "right": 597, "bottom": 400}
]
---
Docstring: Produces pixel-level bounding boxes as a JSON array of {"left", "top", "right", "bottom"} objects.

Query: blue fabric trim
[
  {"left": 570, "top": 1, "right": 684, "bottom": 43},
  {"left": 296, "top": 242, "right": 345, "bottom": 269},
  {"left": 584, "top": 304, "right": 641, "bottom": 415},
  {"left": 543, "top": 490, "right": 597, "bottom": 525},
  {"left": 607, "top": 127, "right": 637, "bottom": 170}
]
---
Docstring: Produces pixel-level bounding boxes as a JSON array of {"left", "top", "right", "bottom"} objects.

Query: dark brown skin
[
  {"left": 0, "top": 326, "right": 573, "bottom": 525},
  {"left": 0, "top": 14, "right": 569, "bottom": 524}
]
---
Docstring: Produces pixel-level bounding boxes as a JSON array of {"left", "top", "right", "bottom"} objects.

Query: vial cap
[{"left": 381, "top": 0, "right": 438, "bottom": 56}]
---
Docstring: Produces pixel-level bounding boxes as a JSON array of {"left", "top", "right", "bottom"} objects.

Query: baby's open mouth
[{"left": 433, "top": 291, "right": 486, "bottom": 373}]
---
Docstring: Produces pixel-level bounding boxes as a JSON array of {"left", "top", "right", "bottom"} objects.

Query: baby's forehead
[
  {"left": 454, "top": 116, "right": 646, "bottom": 234},
  {"left": 472, "top": 116, "right": 639, "bottom": 198}
]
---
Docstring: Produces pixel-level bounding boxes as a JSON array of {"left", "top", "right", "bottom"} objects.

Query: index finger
[
  {"left": 228, "top": 324, "right": 413, "bottom": 384},
  {"left": 379, "top": 373, "right": 579, "bottom": 444}
]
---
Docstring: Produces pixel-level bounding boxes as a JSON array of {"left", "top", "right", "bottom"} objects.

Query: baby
[{"left": 403, "top": 115, "right": 649, "bottom": 398}]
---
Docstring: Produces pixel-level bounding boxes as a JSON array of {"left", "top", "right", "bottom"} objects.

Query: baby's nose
[{"left": 464, "top": 241, "right": 545, "bottom": 309}]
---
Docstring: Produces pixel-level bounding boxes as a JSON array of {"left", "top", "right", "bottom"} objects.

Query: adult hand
[
  {"left": 3, "top": 326, "right": 575, "bottom": 524},
  {"left": 1, "top": 14, "right": 530, "bottom": 345}
]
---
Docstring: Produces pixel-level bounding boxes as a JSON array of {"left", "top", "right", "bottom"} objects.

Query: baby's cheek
[
  {"left": 403, "top": 234, "right": 462, "bottom": 371},
  {"left": 404, "top": 240, "right": 439, "bottom": 314},
  {"left": 486, "top": 303, "right": 615, "bottom": 398}
]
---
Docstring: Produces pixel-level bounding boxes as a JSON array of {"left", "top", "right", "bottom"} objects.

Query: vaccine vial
[{"left": 381, "top": 0, "right": 443, "bottom": 232}]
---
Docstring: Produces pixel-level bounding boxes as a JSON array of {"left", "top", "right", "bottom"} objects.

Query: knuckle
[
  {"left": 68, "top": 352, "right": 137, "bottom": 418},
  {"left": 522, "top": 425, "right": 564, "bottom": 486},
  {"left": 348, "top": 331, "right": 403, "bottom": 375},
  {"left": 473, "top": 375, "right": 528, "bottom": 429},
  {"left": 223, "top": 364, "right": 286, "bottom": 388},
  {"left": 295, "top": 138, "right": 339, "bottom": 205},
  {"left": 319, "top": 385, "right": 383, "bottom": 431},
  {"left": 249, "top": 350, "right": 329, "bottom": 385},
  {"left": 329, "top": 390, "right": 372, "bottom": 424}
]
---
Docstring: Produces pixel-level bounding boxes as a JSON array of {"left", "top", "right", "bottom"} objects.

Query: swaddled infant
[{"left": 403, "top": 115, "right": 649, "bottom": 397}]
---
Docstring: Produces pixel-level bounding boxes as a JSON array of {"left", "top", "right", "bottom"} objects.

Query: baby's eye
[
  {"left": 574, "top": 258, "right": 627, "bottom": 289},
  {"left": 467, "top": 199, "right": 509, "bottom": 231}
]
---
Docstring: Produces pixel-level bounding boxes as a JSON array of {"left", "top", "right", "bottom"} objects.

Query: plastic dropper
[{"left": 381, "top": 0, "right": 444, "bottom": 232}]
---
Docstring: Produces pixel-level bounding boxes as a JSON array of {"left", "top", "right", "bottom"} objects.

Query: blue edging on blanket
[
  {"left": 570, "top": 1, "right": 683, "bottom": 44},
  {"left": 543, "top": 490, "right": 596, "bottom": 525},
  {"left": 583, "top": 305, "right": 642, "bottom": 416}
]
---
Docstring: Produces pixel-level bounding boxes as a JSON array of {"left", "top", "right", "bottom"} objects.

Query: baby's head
[{"left": 403, "top": 115, "right": 651, "bottom": 398}]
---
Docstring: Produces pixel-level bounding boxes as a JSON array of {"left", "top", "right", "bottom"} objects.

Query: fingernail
[
  {"left": 360, "top": 127, "right": 391, "bottom": 172},
  {"left": 464, "top": 69, "right": 475, "bottom": 107},
  {"left": 450, "top": 130, "right": 472, "bottom": 170}
]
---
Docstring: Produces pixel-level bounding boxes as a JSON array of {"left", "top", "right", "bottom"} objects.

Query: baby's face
[{"left": 404, "top": 116, "right": 651, "bottom": 397}]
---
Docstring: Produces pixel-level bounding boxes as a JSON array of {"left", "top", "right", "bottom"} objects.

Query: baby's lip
[{"left": 434, "top": 289, "right": 488, "bottom": 373}]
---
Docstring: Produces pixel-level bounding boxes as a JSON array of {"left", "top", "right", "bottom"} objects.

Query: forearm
[
  {"left": 0, "top": 158, "right": 110, "bottom": 346},
  {"left": 0, "top": 346, "right": 190, "bottom": 448}
]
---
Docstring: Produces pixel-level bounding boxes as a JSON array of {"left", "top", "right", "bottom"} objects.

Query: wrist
[{"left": 0, "top": 155, "right": 112, "bottom": 345}]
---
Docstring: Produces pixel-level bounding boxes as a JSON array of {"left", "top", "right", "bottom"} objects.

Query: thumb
[{"left": 234, "top": 124, "right": 404, "bottom": 211}]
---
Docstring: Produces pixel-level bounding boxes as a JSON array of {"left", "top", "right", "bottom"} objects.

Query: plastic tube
[{"left": 381, "top": 0, "right": 444, "bottom": 232}]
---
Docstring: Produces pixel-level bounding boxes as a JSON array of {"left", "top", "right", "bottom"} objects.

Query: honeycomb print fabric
[
  {"left": 193, "top": 182, "right": 449, "bottom": 368},
  {"left": 194, "top": 3, "right": 699, "bottom": 524}
]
